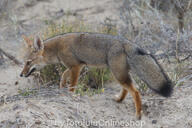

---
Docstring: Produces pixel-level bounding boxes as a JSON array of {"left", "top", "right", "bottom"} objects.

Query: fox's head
[{"left": 20, "top": 35, "right": 46, "bottom": 77}]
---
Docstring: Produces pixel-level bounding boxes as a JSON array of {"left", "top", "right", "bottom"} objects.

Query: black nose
[{"left": 20, "top": 73, "right": 23, "bottom": 77}]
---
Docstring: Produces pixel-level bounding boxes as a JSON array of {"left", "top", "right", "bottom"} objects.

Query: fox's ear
[
  {"left": 22, "top": 35, "right": 33, "bottom": 48},
  {"left": 34, "top": 36, "right": 44, "bottom": 51}
]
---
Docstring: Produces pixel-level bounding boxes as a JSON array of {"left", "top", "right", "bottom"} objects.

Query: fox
[{"left": 20, "top": 32, "right": 173, "bottom": 119}]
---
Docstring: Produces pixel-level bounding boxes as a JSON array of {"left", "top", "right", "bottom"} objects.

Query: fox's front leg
[
  {"left": 60, "top": 69, "right": 71, "bottom": 88},
  {"left": 69, "top": 65, "right": 83, "bottom": 92}
]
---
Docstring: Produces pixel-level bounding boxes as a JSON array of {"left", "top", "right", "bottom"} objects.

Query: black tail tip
[{"left": 158, "top": 81, "right": 173, "bottom": 97}]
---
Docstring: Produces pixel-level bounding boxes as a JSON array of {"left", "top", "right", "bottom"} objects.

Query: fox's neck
[{"left": 43, "top": 43, "right": 60, "bottom": 64}]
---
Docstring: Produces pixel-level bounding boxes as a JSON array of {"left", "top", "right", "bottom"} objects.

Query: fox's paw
[
  {"left": 59, "top": 85, "right": 64, "bottom": 89},
  {"left": 136, "top": 113, "right": 142, "bottom": 120},
  {"left": 69, "top": 87, "right": 75, "bottom": 92},
  {"left": 59, "top": 82, "right": 67, "bottom": 89},
  {"left": 59, "top": 84, "right": 64, "bottom": 89},
  {"left": 113, "top": 94, "right": 123, "bottom": 103}
]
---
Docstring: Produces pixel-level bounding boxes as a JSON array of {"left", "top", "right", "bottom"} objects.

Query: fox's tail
[{"left": 124, "top": 43, "right": 173, "bottom": 97}]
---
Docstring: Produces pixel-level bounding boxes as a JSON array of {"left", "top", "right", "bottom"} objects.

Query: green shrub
[
  {"left": 80, "top": 68, "right": 112, "bottom": 89},
  {"left": 39, "top": 64, "right": 66, "bottom": 84}
]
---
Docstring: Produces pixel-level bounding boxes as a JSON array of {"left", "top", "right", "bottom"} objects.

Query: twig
[
  {"left": 175, "top": 28, "right": 180, "bottom": 62},
  {"left": 0, "top": 47, "right": 22, "bottom": 65},
  {"left": 187, "top": 0, "right": 192, "bottom": 10},
  {"left": 0, "top": 82, "right": 11, "bottom": 86},
  {"left": 180, "top": 54, "right": 192, "bottom": 62}
]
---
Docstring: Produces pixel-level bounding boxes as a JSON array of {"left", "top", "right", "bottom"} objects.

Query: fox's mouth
[{"left": 25, "top": 68, "right": 36, "bottom": 77}]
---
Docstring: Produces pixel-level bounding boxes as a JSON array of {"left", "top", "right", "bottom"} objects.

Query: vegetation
[
  {"left": 119, "top": 0, "right": 192, "bottom": 91},
  {"left": 18, "top": 88, "right": 37, "bottom": 97}
]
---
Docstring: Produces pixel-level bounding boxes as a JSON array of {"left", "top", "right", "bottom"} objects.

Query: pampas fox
[{"left": 20, "top": 32, "right": 173, "bottom": 119}]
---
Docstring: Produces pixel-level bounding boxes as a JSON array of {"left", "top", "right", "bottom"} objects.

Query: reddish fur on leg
[{"left": 69, "top": 65, "right": 82, "bottom": 92}]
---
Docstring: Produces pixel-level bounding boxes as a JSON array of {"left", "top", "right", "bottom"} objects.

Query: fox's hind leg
[
  {"left": 123, "top": 82, "right": 142, "bottom": 120},
  {"left": 127, "top": 83, "right": 142, "bottom": 120},
  {"left": 69, "top": 65, "right": 83, "bottom": 92},
  {"left": 60, "top": 68, "right": 71, "bottom": 88},
  {"left": 108, "top": 53, "right": 142, "bottom": 119},
  {"left": 114, "top": 73, "right": 142, "bottom": 120}
]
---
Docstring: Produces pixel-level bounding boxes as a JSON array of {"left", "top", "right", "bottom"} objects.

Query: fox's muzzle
[{"left": 20, "top": 67, "right": 36, "bottom": 77}]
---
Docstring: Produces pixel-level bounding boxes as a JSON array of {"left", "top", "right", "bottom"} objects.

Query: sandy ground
[
  {"left": 0, "top": 0, "right": 192, "bottom": 128},
  {"left": 0, "top": 81, "right": 192, "bottom": 128}
]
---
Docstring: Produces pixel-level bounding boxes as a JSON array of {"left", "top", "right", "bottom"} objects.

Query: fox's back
[
  {"left": 43, "top": 32, "right": 130, "bottom": 66},
  {"left": 68, "top": 32, "right": 127, "bottom": 66}
]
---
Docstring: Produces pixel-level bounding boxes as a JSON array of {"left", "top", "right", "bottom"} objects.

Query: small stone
[
  {"left": 152, "top": 120, "right": 157, "bottom": 124},
  {"left": 15, "top": 81, "right": 19, "bottom": 85},
  {"left": 155, "top": 50, "right": 164, "bottom": 55},
  {"left": 13, "top": 104, "right": 21, "bottom": 111},
  {"left": 35, "top": 120, "right": 41, "bottom": 125}
]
